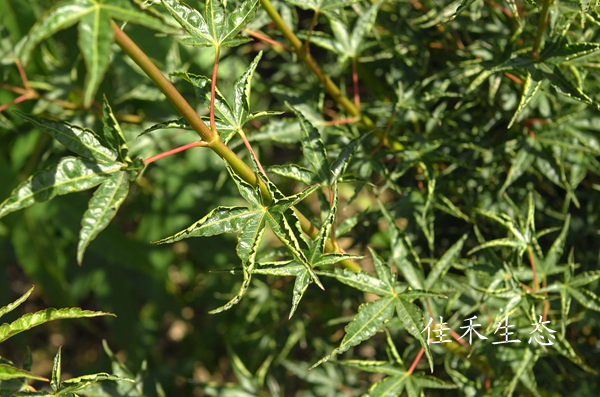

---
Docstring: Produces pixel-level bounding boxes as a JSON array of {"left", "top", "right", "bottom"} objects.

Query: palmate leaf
[
  {"left": 275, "top": 104, "right": 366, "bottom": 186},
  {"left": 307, "top": 0, "right": 384, "bottom": 67},
  {"left": 19, "top": 0, "right": 176, "bottom": 107},
  {"left": 6, "top": 104, "right": 144, "bottom": 265},
  {"left": 155, "top": 163, "right": 320, "bottom": 312},
  {"left": 160, "top": 0, "right": 258, "bottom": 49},
  {"left": 311, "top": 296, "right": 397, "bottom": 369},
  {"left": 170, "top": 52, "right": 278, "bottom": 143},
  {"left": 316, "top": 249, "right": 433, "bottom": 371},
  {"left": 253, "top": 183, "right": 360, "bottom": 317}
]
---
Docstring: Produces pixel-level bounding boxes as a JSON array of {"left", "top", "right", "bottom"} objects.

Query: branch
[{"left": 110, "top": 21, "right": 361, "bottom": 273}]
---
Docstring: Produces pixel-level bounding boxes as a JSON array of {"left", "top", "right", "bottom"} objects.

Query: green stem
[
  {"left": 111, "top": 20, "right": 269, "bottom": 199},
  {"left": 261, "top": 0, "right": 371, "bottom": 129},
  {"left": 211, "top": 47, "right": 220, "bottom": 133},
  {"left": 532, "top": 0, "right": 553, "bottom": 59},
  {"left": 111, "top": 21, "right": 361, "bottom": 272}
]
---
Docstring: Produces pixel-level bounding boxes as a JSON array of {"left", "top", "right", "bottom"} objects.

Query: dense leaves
[{"left": 2, "top": 0, "right": 600, "bottom": 395}]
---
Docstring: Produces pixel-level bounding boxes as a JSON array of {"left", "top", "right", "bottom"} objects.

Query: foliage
[
  {"left": 1, "top": 0, "right": 600, "bottom": 395},
  {"left": 0, "top": 287, "right": 132, "bottom": 396}
]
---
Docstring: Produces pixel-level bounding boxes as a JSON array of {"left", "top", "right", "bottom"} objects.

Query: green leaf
[
  {"left": 0, "top": 286, "right": 34, "bottom": 320},
  {"left": 160, "top": 0, "right": 259, "bottom": 49},
  {"left": 15, "top": 111, "right": 118, "bottom": 163},
  {"left": 289, "top": 264, "right": 312, "bottom": 318},
  {"left": 19, "top": 0, "right": 174, "bottom": 107},
  {"left": 59, "top": 373, "right": 134, "bottom": 394},
  {"left": 542, "top": 64, "right": 598, "bottom": 108},
  {"left": 507, "top": 70, "right": 543, "bottom": 129},
  {"left": 0, "top": 157, "right": 122, "bottom": 219},
  {"left": 568, "top": 287, "right": 600, "bottom": 311},
  {"left": 0, "top": 308, "right": 114, "bottom": 343},
  {"left": 504, "top": 348, "right": 537, "bottom": 397},
  {"left": 101, "top": 96, "right": 129, "bottom": 162},
  {"left": 394, "top": 298, "right": 433, "bottom": 373},
  {"left": 568, "top": 270, "right": 600, "bottom": 288},
  {"left": 154, "top": 207, "right": 254, "bottom": 244},
  {"left": 334, "top": 268, "right": 392, "bottom": 296},
  {"left": 338, "top": 360, "right": 405, "bottom": 376},
  {"left": 330, "top": 134, "right": 368, "bottom": 181},
  {"left": 248, "top": 118, "right": 303, "bottom": 144},
  {"left": 51, "top": 347, "right": 61, "bottom": 392},
  {"left": 285, "top": 0, "right": 361, "bottom": 21},
  {"left": 368, "top": 247, "right": 395, "bottom": 291},
  {"left": 314, "top": 253, "right": 363, "bottom": 266},
  {"left": 78, "top": 9, "right": 114, "bottom": 108},
  {"left": 451, "top": 0, "right": 480, "bottom": 19},
  {"left": 349, "top": 0, "right": 384, "bottom": 56},
  {"left": 542, "top": 42, "right": 600, "bottom": 64},
  {"left": 19, "top": 1, "right": 91, "bottom": 66},
  {"left": 171, "top": 71, "right": 235, "bottom": 131},
  {"left": 499, "top": 139, "right": 536, "bottom": 195},
  {"left": 380, "top": 201, "right": 424, "bottom": 290},
  {"left": 267, "top": 164, "right": 315, "bottom": 184},
  {"left": 172, "top": 53, "right": 264, "bottom": 144},
  {"left": 411, "top": 373, "right": 457, "bottom": 389},
  {"left": 233, "top": 51, "right": 262, "bottom": 129},
  {"left": 424, "top": 233, "right": 467, "bottom": 290},
  {"left": 312, "top": 296, "right": 396, "bottom": 368},
  {"left": 140, "top": 117, "right": 233, "bottom": 138},
  {"left": 398, "top": 290, "right": 447, "bottom": 300},
  {"left": 155, "top": 164, "right": 320, "bottom": 313},
  {"left": 287, "top": 104, "right": 330, "bottom": 184},
  {"left": 369, "top": 373, "right": 409, "bottom": 397},
  {"left": 0, "top": 364, "right": 48, "bottom": 382},
  {"left": 77, "top": 171, "right": 130, "bottom": 265}
]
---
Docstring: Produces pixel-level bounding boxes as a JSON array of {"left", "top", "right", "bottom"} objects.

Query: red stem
[
  {"left": 210, "top": 48, "right": 221, "bottom": 133},
  {"left": 244, "top": 29, "right": 292, "bottom": 52},
  {"left": 238, "top": 129, "right": 267, "bottom": 176},
  {"left": 324, "top": 116, "right": 360, "bottom": 126},
  {"left": 144, "top": 141, "right": 207, "bottom": 164},
  {"left": 407, "top": 347, "right": 424, "bottom": 374},
  {"left": 15, "top": 59, "right": 31, "bottom": 91},
  {"left": 352, "top": 58, "right": 360, "bottom": 111},
  {"left": 0, "top": 94, "right": 30, "bottom": 112}
]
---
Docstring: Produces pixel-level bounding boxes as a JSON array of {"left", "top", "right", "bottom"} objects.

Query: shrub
[{"left": 1, "top": 0, "right": 599, "bottom": 395}]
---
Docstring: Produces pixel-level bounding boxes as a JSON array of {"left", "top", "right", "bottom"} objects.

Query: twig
[
  {"left": 407, "top": 348, "right": 424, "bottom": 374},
  {"left": 210, "top": 47, "right": 221, "bottom": 133},
  {"left": 244, "top": 29, "right": 292, "bottom": 52},
  {"left": 144, "top": 141, "right": 207, "bottom": 164}
]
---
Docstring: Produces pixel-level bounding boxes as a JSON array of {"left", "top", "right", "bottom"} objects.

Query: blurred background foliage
[{"left": 1, "top": 0, "right": 600, "bottom": 395}]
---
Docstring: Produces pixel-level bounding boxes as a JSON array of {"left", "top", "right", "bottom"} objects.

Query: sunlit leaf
[
  {"left": 0, "top": 308, "right": 114, "bottom": 343},
  {"left": 77, "top": 171, "right": 130, "bottom": 265},
  {"left": 0, "top": 158, "right": 122, "bottom": 219}
]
